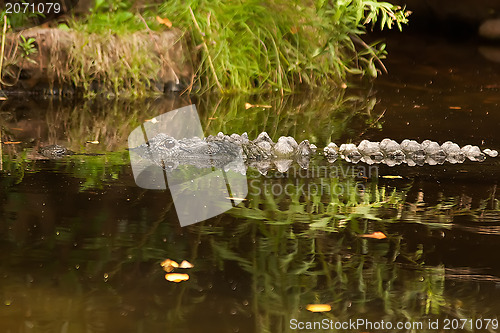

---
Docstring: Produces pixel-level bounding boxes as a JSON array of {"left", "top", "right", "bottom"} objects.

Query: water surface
[{"left": 0, "top": 34, "right": 499, "bottom": 332}]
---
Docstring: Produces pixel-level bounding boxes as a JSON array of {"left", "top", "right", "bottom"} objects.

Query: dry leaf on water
[
  {"left": 161, "top": 259, "right": 179, "bottom": 272},
  {"left": 306, "top": 304, "right": 332, "bottom": 312},
  {"left": 165, "top": 273, "right": 189, "bottom": 282},
  {"left": 381, "top": 175, "right": 403, "bottom": 179},
  {"left": 179, "top": 260, "right": 194, "bottom": 269},
  {"left": 359, "top": 232, "right": 387, "bottom": 239}
]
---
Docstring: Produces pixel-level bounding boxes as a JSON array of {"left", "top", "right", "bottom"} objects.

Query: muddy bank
[{"left": 0, "top": 28, "right": 193, "bottom": 96}]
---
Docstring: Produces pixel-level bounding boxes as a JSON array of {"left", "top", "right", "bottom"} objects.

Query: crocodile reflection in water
[{"left": 129, "top": 132, "right": 498, "bottom": 174}]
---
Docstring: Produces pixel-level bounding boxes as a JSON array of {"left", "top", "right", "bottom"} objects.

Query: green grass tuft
[{"left": 159, "top": 0, "right": 409, "bottom": 93}]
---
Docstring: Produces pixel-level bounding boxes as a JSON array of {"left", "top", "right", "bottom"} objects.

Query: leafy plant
[
  {"left": 159, "top": 0, "right": 409, "bottom": 93},
  {"left": 19, "top": 35, "right": 37, "bottom": 62}
]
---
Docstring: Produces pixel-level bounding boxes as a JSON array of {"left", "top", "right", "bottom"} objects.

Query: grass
[
  {"left": 158, "top": 0, "right": 409, "bottom": 93},
  {"left": 0, "top": 0, "right": 408, "bottom": 95}
]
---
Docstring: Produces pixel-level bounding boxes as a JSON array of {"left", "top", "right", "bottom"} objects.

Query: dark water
[{"left": 0, "top": 34, "right": 499, "bottom": 332}]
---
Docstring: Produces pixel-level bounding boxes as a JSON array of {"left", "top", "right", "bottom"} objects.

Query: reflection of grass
[
  {"left": 199, "top": 89, "right": 379, "bottom": 146},
  {"left": 62, "top": 152, "right": 130, "bottom": 191},
  {"left": 232, "top": 171, "right": 406, "bottom": 233},
  {"left": 208, "top": 170, "right": 499, "bottom": 331},
  {"left": 0, "top": 89, "right": 380, "bottom": 155}
]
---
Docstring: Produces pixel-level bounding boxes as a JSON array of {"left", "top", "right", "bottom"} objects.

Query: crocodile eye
[{"left": 164, "top": 139, "right": 176, "bottom": 148}]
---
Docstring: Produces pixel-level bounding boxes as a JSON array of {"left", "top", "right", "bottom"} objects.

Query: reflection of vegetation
[
  {"left": 0, "top": 160, "right": 499, "bottom": 331},
  {"left": 1, "top": 94, "right": 499, "bottom": 331},
  {"left": 234, "top": 168, "right": 406, "bottom": 231},
  {"left": 0, "top": 89, "right": 380, "bottom": 153},
  {"left": 199, "top": 89, "right": 379, "bottom": 146},
  {"left": 202, "top": 171, "right": 500, "bottom": 332}
]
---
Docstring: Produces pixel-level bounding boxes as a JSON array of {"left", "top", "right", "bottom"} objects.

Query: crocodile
[{"left": 130, "top": 132, "right": 498, "bottom": 174}]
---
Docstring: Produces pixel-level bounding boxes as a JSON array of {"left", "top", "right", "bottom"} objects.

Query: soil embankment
[{"left": 1, "top": 27, "right": 192, "bottom": 96}]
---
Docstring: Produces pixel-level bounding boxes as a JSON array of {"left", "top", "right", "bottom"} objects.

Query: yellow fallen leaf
[
  {"left": 359, "top": 232, "right": 387, "bottom": 239},
  {"left": 381, "top": 175, "right": 403, "bottom": 179},
  {"left": 165, "top": 273, "right": 189, "bottom": 282},
  {"left": 306, "top": 304, "right": 331, "bottom": 312},
  {"left": 2, "top": 141, "right": 21, "bottom": 144},
  {"left": 161, "top": 259, "right": 179, "bottom": 268},
  {"left": 86, "top": 140, "right": 99, "bottom": 144},
  {"left": 179, "top": 260, "right": 194, "bottom": 269},
  {"left": 156, "top": 16, "right": 172, "bottom": 28}
]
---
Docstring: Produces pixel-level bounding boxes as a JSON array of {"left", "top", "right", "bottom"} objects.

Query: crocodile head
[{"left": 130, "top": 133, "right": 242, "bottom": 170}]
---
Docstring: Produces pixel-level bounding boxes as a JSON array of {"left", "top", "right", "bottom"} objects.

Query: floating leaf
[
  {"left": 359, "top": 231, "right": 387, "bottom": 239},
  {"left": 161, "top": 259, "right": 179, "bottom": 272},
  {"left": 156, "top": 16, "right": 172, "bottom": 28},
  {"left": 165, "top": 273, "right": 189, "bottom": 282},
  {"left": 179, "top": 260, "right": 194, "bottom": 269},
  {"left": 306, "top": 304, "right": 331, "bottom": 312}
]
